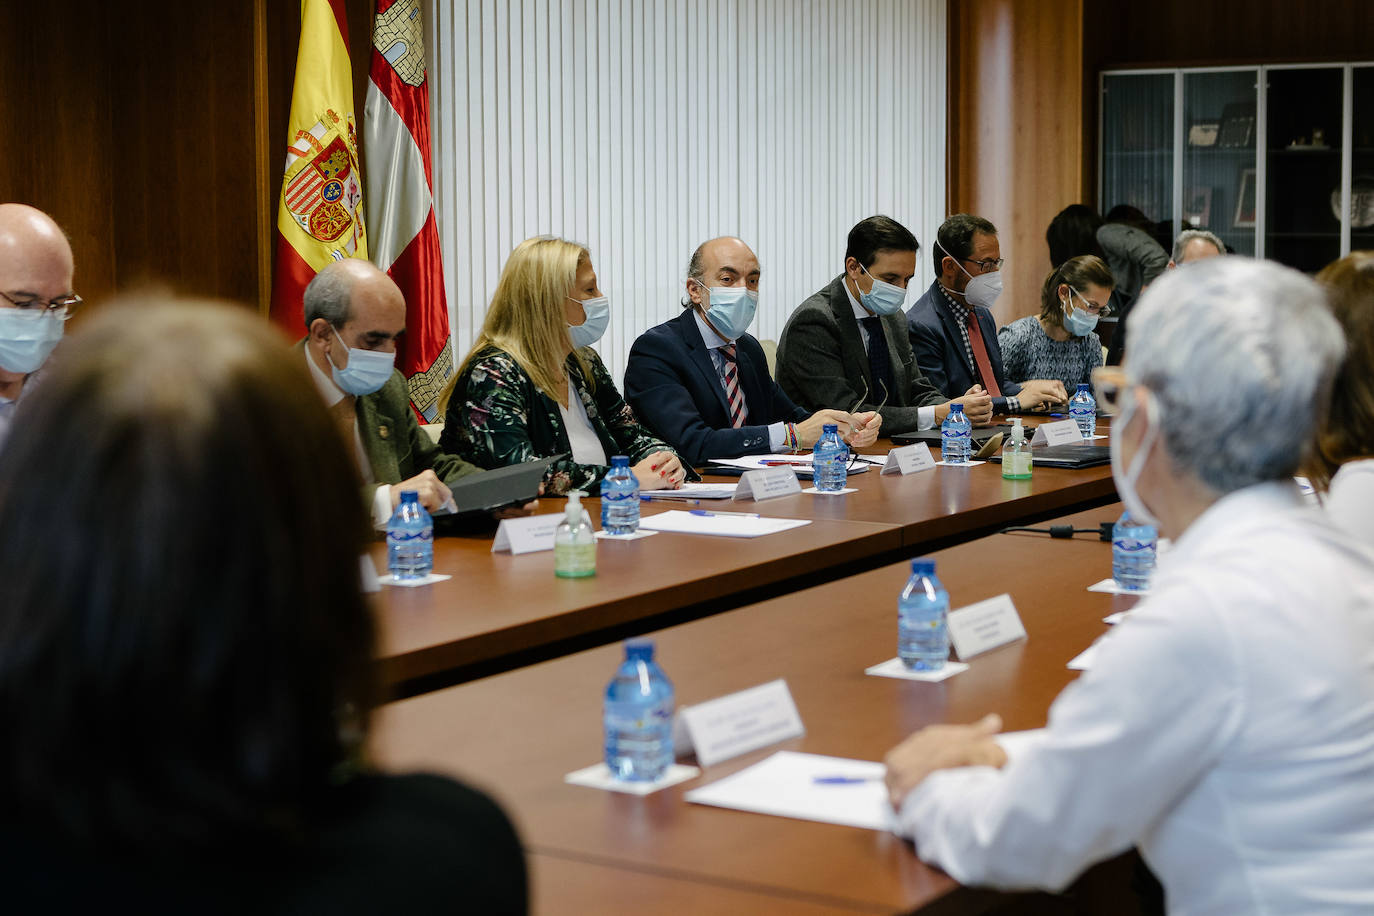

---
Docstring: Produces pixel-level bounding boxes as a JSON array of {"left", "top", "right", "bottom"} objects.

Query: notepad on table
[
  {"left": 637, "top": 510, "right": 812, "bottom": 538},
  {"left": 685, "top": 751, "right": 893, "bottom": 830},
  {"left": 638, "top": 482, "right": 739, "bottom": 500}
]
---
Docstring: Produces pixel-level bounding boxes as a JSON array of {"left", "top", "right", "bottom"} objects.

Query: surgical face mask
[
  {"left": 1062, "top": 288, "right": 1100, "bottom": 337},
  {"left": 935, "top": 237, "right": 1003, "bottom": 311},
  {"left": 566, "top": 295, "right": 610, "bottom": 349},
  {"left": 328, "top": 326, "right": 395, "bottom": 396},
  {"left": 693, "top": 280, "right": 758, "bottom": 341},
  {"left": 856, "top": 263, "right": 907, "bottom": 316},
  {"left": 0, "top": 309, "right": 65, "bottom": 374},
  {"left": 1109, "top": 390, "right": 1163, "bottom": 529}
]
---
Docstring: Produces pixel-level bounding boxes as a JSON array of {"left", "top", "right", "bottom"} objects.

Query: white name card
[
  {"left": 677, "top": 679, "right": 805, "bottom": 767},
  {"left": 491, "top": 512, "right": 564, "bottom": 554},
  {"left": 1031, "top": 418, "right": 1085, "bottom": 447},
  {"left": 947, "top": 593, "right": 1028, "bottom": 660},
  {"left": 734, "top": 467, "right": 802, "bottom": 501},
  {"left": 881, "top": 443, "right": 936, "bottom": 476}
]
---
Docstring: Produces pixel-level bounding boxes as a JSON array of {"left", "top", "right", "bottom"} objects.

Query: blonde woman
[{"left": 440, "top": 237, "right": 688, "bottom": 495}]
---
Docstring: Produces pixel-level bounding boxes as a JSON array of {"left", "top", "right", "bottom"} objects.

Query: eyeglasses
[
  {"left": 0, "top": 290, "right": 81, "bottom": 320},
  {"left": 1091, "top": 365, "right": 1128, "bottom": 414},
  {"left": 961, "top": 257, "right": 1004, "bottom": 273},
  {"left": 849, "top": 376, "right": 891, "bottom": 414},
  {"left": 1067, "top": 288, "right": 1112, "bottom": 317}
]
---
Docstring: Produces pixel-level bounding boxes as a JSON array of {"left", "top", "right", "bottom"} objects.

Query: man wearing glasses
[
  {"left": 0, "top": 204, "right": 79, "bottom": 451},
  {"left": 776, "top": 215, "right": 991, "bottom": 436},
  {"left": 907, "top": 214, "right": 1067, "bottom": 414}
]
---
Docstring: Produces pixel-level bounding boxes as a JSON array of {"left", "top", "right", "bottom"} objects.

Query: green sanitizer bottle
[
  {"left": 1001, "top": 417, "right": 1032, "bottom": 480},
  {"left": 554, "top": 491, "right": 597, "bottom": 578}
]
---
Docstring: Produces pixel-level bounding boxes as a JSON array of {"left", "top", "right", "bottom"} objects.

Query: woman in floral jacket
[{"left": 439, "top": 236, "right": 688, "bottom": 496}]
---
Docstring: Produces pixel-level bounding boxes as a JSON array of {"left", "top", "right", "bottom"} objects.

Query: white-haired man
[
  {"left": 1168, "top": 228, "right": 1225, "bottom": 268},
  {"left": 885, "top": 258, "right": 1374, "bottom": 912}
]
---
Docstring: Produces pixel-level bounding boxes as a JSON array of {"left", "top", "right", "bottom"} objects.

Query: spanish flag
[{"left": 269, "top": 0, "right": 367, "bottom": 334}]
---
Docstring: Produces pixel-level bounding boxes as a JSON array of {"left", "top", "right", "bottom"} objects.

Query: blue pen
[
  {"left": 689, "top": 509, "right": 760, "bottom": 518},
  {"left": 1046, "top": 412, "right": 1066, "bottom": 418},
  {"left": 812, "top": 775, "right": 883, "bottom": 785}
]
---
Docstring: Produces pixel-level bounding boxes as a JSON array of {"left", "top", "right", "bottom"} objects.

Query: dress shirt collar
[
  {"left": 939, "top": 284, "right": 973, "bottom": 323},
  {"left": 843, "top": 275, "right": 875, "bottom": 321},
  {"left": 693, "top": 308, "right": 732, "bottom": 349},
  {"left": 305, "top": 345, "right": 346, "bottom": 407},
  {"left": 1169, "top": 479, "right": 1306, "bottom": 560}
]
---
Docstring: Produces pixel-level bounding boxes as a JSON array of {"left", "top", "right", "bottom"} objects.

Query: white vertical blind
[{"left": 426, "top": 0, "right": 947, "bottom": 386}]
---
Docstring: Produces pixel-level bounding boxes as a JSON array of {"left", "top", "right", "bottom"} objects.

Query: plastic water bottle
[
  {"left": 386, "top": 490, "right": 433, "bottom": 580},
  {"left": 899, "top": 559, "right": 950, "bottom": 670},
  {"left": 1069, "top": 383, "right": 1096, "bottom": 439},
  {"left": 1112, "top": 510, "right": 1157, "bottom": 591},
  {"left": 599, "top": 455, "right": 640, "bottom": 534},
  {"left": 812, "top": 423, "right": 849, "bottom": 491},
  {"left": 604, "top": 639, "right": 674, "bottom": 781},
  {"left": 555, "top": 492, "right": 597, "bottom": 578},
  {"left": 1001, "top": 417, "right": 1032, "bottom": 480},
  {"left": 941, "top": 403, "right": 972, "bottom": 464}
]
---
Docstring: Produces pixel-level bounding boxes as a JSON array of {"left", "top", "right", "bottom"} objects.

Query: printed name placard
[
  {"left": 491, "top": 512, "right": 564, "bottom": 554},
  {"left": 734, "top": 467, "right": 802, "bottom": 501},
  {"left": 881, "top": 443, "right": 936, "bottom": 476},
  {"left": 947, "top": 593, "right": 1028, "bottom": 660},
  {"left": 1031, "top": 418, "right": 1086, "bottom": 447},
  {"left": 677, "top": 679, "right": 805, "bottom": 767}
]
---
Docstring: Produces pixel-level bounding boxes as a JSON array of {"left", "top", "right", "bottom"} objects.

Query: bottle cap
[
  {"left": 951, "top": 402, "right": 964, "bottom": 413},
  {"left": 911, "top": 558, "right": 936, "bottom": 576},
  {"left": 399, "top": 490, "right": 419, "bottom": 502},
  {"left": 565, "top": 491, "right": 584, "bottom": 521},
  {"left": 611, "top": 455, "right": 629, "bottom": 467},
  {"left": 625, "top": 638, "right": 655, "bottom": 661},
  {"left": 1009, "top": 417, "right": 1024, "bottom": 441},
  {"left": 1077, "top": 383, "right": 1091, "bottom": 392},
  {"left": 822, "top": 423, "right": 837, "bottom": 434}
]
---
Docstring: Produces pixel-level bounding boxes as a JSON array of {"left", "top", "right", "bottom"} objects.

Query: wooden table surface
[
  {"left": 372, "top": 431, "right": 1117, "bottom": 696},
  {"left": 372, "top": 504, "right": 1143, "bottom": 914}
]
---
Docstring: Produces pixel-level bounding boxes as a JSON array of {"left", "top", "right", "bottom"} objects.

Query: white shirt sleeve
[
  {"left": 895, "top": 581, "right": 1243, "bottom": 891},
  {"left": 917, "top": 406, "right": 936, "bottom": 430},
  {"left": 371, "top": 484, "right": 394, "bottom": 529},
  {"left": 768, "top": 421, "right": 787, "bottom": 451}
]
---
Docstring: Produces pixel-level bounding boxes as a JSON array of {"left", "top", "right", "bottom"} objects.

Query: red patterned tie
[
  {"left": 965, "top": 312, "right": 1002, "bottom": 398},
  {"left": 721, "top": 344, "right": 748, "bottom": 428}
]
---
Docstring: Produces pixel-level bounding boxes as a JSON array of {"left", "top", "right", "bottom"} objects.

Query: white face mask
[
  {"left": 936, "top": 237, "right": 1003, "bottom": 310},
  {"left": 567, "top": 295, "right": 610, "bottom": 348},
  {"left": 856, "top": 263, "right": 907, "bottom": 316},
  {"left": 328, "top": 326, "right": 395, "bottom": 396},
  {"left": 1110, "top": 389, "right": 1163, "bottom": 529}
]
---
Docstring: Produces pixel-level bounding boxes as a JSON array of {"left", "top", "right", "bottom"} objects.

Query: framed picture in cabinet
[{"left": 1233, "top": 169, "right": 1257, "bottom": 228}]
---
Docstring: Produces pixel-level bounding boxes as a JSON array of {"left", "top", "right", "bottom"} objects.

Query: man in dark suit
[
  {"left": 775, "top": 216, "right": 992, "bottom": 436},
  {"left": 624, "top": 237, "right": 874, "bottom": 467},
  {"left": 906, "top": 214, "right": 1066, "bottom": 413},
  {"left": 302, "top": 259, "right": 482, "bottom": 524}
]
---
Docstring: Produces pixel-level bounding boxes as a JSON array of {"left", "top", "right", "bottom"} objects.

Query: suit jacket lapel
[
  {"left": 356, "top": 393, "right": 400, "bottom": 483},
  {"left": 933, "top": 294, "right": 975, "bottom": 375},
  {"left": 677, "top": 310, "right": 733, "bottom": 419},
  {"left": 827, "top": 276, "right": 873, "bottom": 390}
]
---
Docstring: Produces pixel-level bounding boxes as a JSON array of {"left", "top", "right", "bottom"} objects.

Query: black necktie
[{"left": 860, "top": 316, "right": 893, "bottom": 404}]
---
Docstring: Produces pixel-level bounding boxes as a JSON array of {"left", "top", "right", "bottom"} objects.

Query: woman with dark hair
[
  {"left": 1312, "top": 251, "right": 1374, "bottom": 543},
  {"left": 0, "top": 298, "right": 526, "bottom": 912},
  {"left": 997, "top": 256, "right": 1113, "bottom": 396}
]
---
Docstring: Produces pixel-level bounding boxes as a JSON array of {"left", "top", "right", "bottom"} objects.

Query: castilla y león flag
[
  {"left": 270, "top": 0, "right": 367, "bottom": 336},
  {"left": 364, "top": 0, "right": 451, "bottom": 421}
]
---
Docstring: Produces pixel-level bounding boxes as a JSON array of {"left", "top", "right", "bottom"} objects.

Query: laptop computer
[
  {"left": 988, "top": 444, "right": 1111, "bottom": 469},
  {"left": 891, "top": 424, "right": 1015, "bottom": 448}
]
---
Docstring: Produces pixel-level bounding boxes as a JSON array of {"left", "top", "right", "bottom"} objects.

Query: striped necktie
[{"left": 720, "top": 344, "right": 748, "bottom": 428}]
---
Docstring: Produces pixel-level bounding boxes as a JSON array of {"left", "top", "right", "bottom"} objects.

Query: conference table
[
  {"left": 373, "top": 425, "right": 1117, "bottom": 696},
  {"left": 372, "top": 503, "right": 1148, "bottom": 914}
]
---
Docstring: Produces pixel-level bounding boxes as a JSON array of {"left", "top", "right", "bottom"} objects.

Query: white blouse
[{"left": 558, "top": 376, "right": 607, "bottom": 468}]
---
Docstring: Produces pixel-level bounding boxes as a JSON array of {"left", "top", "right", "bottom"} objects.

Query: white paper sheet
[
  {"left": 638, "top": 510, "right": 812, "bottom": 538},
  {"left": 1067, "top": 639, "right": 1104, "bottom": 671},
  {"left": 684, "top": 750, "right": 894, "bottom": 831},
  {"left": 1087, "top": 577, "right": 1151, "bottom": 596},
  {"left": 865, "top": 657, "right": 970, "bottom": 682},
  {"left": 802, "top": 486, "right": 858, "bottom": 495},
  {"left": 709, "top": 454, "right": 870, "bottom": 476},
  {"left": 565, "top": 762, "right": 701, "bottom": 795},
  {"left": 380, "top": 572, "right": 453, "bottom": 588}
]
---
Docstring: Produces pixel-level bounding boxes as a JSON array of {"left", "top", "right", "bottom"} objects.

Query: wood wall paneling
[{"left": 949, "top": 0, "right": 1086, "bottom": 326}]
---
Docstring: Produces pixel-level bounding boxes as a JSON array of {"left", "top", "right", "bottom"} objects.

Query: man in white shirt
[
  {"left": 302, "top": 259, "right": 481, "bottom": 524},
  {"left": 0, "top": 204, "right": 78, "bottom": 453},
  {"left": 885, "top": 257, "right": 1374, "bottom": 913}
]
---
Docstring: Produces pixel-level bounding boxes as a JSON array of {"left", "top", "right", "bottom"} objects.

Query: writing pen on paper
[
  {"left": 689, "top": 509, "right": 760, "bottom": 518},
  {"left": 812, "top": 774, "right": 884, "bottom": 785},
  {"left": 759, "top": 458, "right": 812, "bottom": 466}
]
